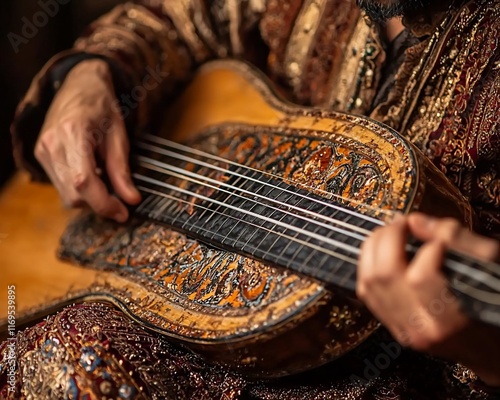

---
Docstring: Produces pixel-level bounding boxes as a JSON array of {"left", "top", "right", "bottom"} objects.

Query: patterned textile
[
  {"left": 0, "top": 303, "right": 493, "bottom": 399},
  {"left": 0, "top": 303, "right": 246, "bottom": 399},
  {"left": 370, "top": 0, "right": 500, "bottom": 236},
  {"left": 5, "top": 0, "right": 500, "bottom": 398}
]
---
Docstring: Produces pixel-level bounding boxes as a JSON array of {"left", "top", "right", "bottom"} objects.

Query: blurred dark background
[{"left": 0, "top": 0, "right": 122, "bottom": 188}]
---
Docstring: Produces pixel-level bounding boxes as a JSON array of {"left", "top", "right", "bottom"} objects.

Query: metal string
[
  {"left": 137, "top": 184, "right": 360, "bottom": 268},
  {"left": 142, "top": 134, "right": 394, "bottom": 218},
  {"left": 133, "top": 174, "right": 500, "bottom": 294},
  {"left": 133, "top": 172, "right": 362, "bottom": 257},
  {"left": 136, "top": 156, "right": 369, "bottom": 240},
  {"left": 138, "top": 136, "right": 391, "bottom": 224}
]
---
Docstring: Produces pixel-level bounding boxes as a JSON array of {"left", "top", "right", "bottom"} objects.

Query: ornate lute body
[{"left": 3, "top": 61, "right": 500, "bottom": 379}]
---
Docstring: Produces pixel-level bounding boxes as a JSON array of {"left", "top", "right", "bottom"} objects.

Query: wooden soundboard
[{"left": 0, "top": 173, "right": 98, "bottom": 320}]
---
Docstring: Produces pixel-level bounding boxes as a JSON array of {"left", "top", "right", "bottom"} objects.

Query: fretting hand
[
  {"left": 357, "top": 213, "right": 500, "bottom": 386},
  {"left": 34, "top": 59, "right": 141, "bottom": 222}
]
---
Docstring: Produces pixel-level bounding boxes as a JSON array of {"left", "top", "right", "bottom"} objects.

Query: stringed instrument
[{"left": 2, "top": 60, "right": 500, "bottom": 379}]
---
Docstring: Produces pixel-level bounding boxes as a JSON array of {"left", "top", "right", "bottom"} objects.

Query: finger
[
  {"left": 68, "top": 142, "right": 129, "bottom": 222},
  {"left": 357, "top": 274, "right": 413, "bottom": 342},
  {"left": 357, "top": 219, "right": 419, "bottom": 337},
  {"left": 371, "top": 215, "right": 409, "bottom": 280},
  {"left": 408, "top": 213, "right": 458, "bottom": 243},
  {"left": 357, "top": 226, "right": 379, "bottom": 299},
  {"left": 35, "top": 132, "right": 83, "bottom": 208},
  {"left": 52, "top": 160, "right": 85, "bottom": 208},
  {"left": 406, "top": 240, "right": 469, "bottom": 351},
  {"left": 408, "top": 213, "right": 499, "bottom": 262},
  {"left": 75, "top": 169, "right": 129, "bottom": 222},
  {"left": 59, "top": 120, "right": 130, "bottom": 221},
  {"left": 357, "top": 215, "right": 408, "bottom": 298},
  {"left": 104, "top": 118, "right": 141, "bottom": 205},
  {"left": 406, "top": 239, "right": 447, "bottom": 286}
]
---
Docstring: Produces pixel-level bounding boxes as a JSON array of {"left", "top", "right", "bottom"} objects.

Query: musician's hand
[
  {"left": 357, "top": 213, "right": 500, "bottom": 386},
  {"left": 35, "top": 59, "right": 141, "bottom": 222}
]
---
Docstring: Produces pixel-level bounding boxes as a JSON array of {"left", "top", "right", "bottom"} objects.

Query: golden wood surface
[{"left": 0, "top": 173, "right": 98, "bottom": 320}]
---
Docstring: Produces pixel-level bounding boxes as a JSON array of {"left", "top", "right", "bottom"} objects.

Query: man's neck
[{"left": 385, "top": 18, "right": 405, "bottom": 42}]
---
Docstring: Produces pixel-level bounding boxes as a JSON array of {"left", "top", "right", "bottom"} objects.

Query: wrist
[
  {"left": 50, "top": 54, "right": 114, "bottom": 93},
  {"left": 67, "top": 59, "right": 112, "bottom": 81}
]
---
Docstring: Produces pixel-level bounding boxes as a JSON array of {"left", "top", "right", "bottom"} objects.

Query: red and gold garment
[{"left": 0, "top": 302, "right": 492, "bottom": 399}]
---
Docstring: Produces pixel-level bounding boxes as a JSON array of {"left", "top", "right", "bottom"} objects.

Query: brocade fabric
[{"left": 0, "top": 303, "right": 493, "bottom": 399}]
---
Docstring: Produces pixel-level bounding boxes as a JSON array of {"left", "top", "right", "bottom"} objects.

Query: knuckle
[
  {"left": 360, "top": 270, "right": 379, "bottom": 288},
  {"left": 374, "top": 268, "right": 396, "bottom": 285},
  {"left": 93, "top": 203, "right": 112, "bottom": 217},
  {"left": 39, "top": 124, "right": 76, "bottom": 157},
  {"left": 481, "top": 240, "right": 500, "bottom": 262},
  {"left": 59, "top": 118, "right": 80, "bottom": 133},
  {"left": 407, "top": 270, "right": 427, "bottom": 288},
  {"left": 34, "top": 141, "right": 46, "bottom": 161},
  {"left": 72, "top": 173, "right": 91, "bottom": 191},
  {"left": 356, "top": 284, "right": 367, "bottom": 300},
  {"left": 39, "top": 130, "right": 58, "bottom": 153}
]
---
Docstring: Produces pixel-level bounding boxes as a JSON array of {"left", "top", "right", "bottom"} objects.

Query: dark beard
[{"left": 356, "top": 0, "right": 434, "bottom": 22}]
